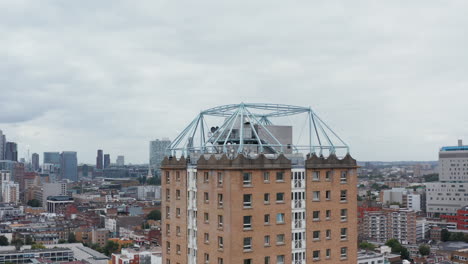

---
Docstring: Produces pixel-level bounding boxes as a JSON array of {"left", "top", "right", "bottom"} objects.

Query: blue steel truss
[{"left": 168, "top": 103, "right": 349, "bottom": 156}]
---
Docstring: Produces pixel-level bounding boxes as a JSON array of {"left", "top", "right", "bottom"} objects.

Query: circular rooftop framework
[{"left": 168, "top": 103, "right": 349, "bottom": 157}]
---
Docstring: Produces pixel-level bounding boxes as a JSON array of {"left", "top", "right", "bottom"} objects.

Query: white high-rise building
[
  {"left": 149, "top": 138, "right": 171, "bottom": 175},
  {"left": 0, "top": 171, "right": 19, "bottom": 203},
  {"left": 427, "top": 139, "right": 468, "bottom": 215},
  {"left": 116, "top": 155, "right": 125, "bottom": 166}
]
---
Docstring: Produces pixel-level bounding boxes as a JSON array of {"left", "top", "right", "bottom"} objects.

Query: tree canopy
[
  {"left": 146, "top": 209, "right": 161, "bottom": 221},
  {"left": 103, "top": 240, "right": 120, "bottom": 256},
  {"left": 27, "top": 199, "right": 41, "bottom": 207},
  {"left": 419, "top": 244, "right": 430, "bottom": 256},
  {"left": 0, "top": 236, "right": 8, "bottom": 246}
]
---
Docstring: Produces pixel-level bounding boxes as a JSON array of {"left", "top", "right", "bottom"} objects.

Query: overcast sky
[{"left": 1, "top": 0, "right": 468, "bottom": 164}]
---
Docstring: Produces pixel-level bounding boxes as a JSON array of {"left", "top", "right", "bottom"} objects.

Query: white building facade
[{"left": 427, "top": 140, "right": 468, "bottom": 215}]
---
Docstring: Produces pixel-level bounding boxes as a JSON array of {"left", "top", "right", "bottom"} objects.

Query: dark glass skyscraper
[
  {"left": 96, "top": 149, "right": 103, "bottom": 169},
  {"left": 32, "top": 153, "right": 40, "bottom": 171},
  {"left": 4, "top": 142, "right": 18, "bottom": 161},
  {"left": 104, "top": 154, "right": 110, "bottom": 168},
  {"left": 43, "top": 152, "right": 61, "bottom": 164},
  {"left": 60, "top": 151, "right": 77, "bottom": 181}
]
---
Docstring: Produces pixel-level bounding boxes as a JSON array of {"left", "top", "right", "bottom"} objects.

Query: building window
[
  {"left": 166, "top": 189, "right": 170, "bottom": 201},
  {"left": 276, "top": 213, "right": 285, "bottom": 224},
  {"left": 218, "top": 236, "right": 224, "bottom": 250},
  {"left": 313, "top": 211, "right": 320, "bottom": 221},
  {"left": 264, "top": 256, "right": 270, "bottom": 264},
  {"left": 276, "top": 255, "right": 285, "bottom": 264},
  {"left": 244, "top": 259, "right": 252, "bottom": 264},
  {"left": 243, "top": 215, "right": 252, "bottom": 229},
  {"left": 276, "top": 234, "right": 285, "bottom": 245},
  {"left": 166, "top": 242, "right": 170, "bottom": 254},
  {"left": 204, "top": 253, "right": 209, "bottom": 264},
  {"left": 340, "top": 228, "right": 347, "bottom": 240},
  {"left": 204, "top": 212, "right": 209, "bottom": 223},
  {"left": 218, "top": 194, "right": 223, "bottom": 207},
  {"left": 312, "top": 171, "right": 320, "bottom": 181},
  {"left": 217, "top": 172, "right": 223, "bottom": 186},
  {"left": 166, "top": 224, "right": 170, "bottom": 236},
  {"left": 340, "top": 190, "right": 347, "bottom": 202},
  {"left": 313, "top": 250, "right": 320, "bottom": 261},
  {"left": 218, "top": 215, "right": 223, "bottom": 228},
  {"left": 276, "top": 172, "right": 284, "bottom": 182},
  {"left": 218, "top": 258, "right": 223, "bottom": 264},
  {"left": 326, "top": 249, "right": 331, "bottom": 258},
  {"left": 176, "top": 208, "right": 181, "bottom": 218},
  {"left": 243, "top": 172, "right": 252, "bottom": 186},
  {"left": 176, "top": 171, "right": 180, "bottom": 181},
  {"left": 264, "top": 235, "right": 270, "bottom": 246},
  {"left": 341, "top": 209, "right": 347, "bottom": 221},
  {"left": 313, "top": 230, "right": 320, "bottom": 241},
  {"left": 243, "top": 237, "right": 252, "bottom": 251},
  {"left": 176, "top": 189, "right": 181, "bottom": 200},
  {"left": 264, "top": 193, "right": 270, "bottom": 204},
  {"left": 341, "top": 171, "right": 348, "bottom": 183},
  {"left": 313, "top": 191, "right": 320, "bottom": 201},
  {"left": 325, "top": 170, "right": 332, "bottom": 181},
  {"left": 204, "top": 172, "right": 209, "bottom": 183},
  {"left": 204, "top": 192, "right": 209, "bottom": 203},
  {"left": 325, "top": 190, "right": 331, "bottom": 200},
  {"left": 264, "top": 172, "right": 270, "bottom": 182},
  {"left": 243, "top": 194, "right": 252, "bottom": 208},
  {"left": 326, "top": 210, "right": 331, "bottom": 220},
  {"left": 166, "top": 206, "right": 170, "bottom": 219},
  {"left": 176, "top": 244, "right": 181, "bottom": 255},
  {"left": 176, "top": 226, "right": 181, "bottom": 236},
  {"left": 264, "top": 214, "right": 270, "bottom": 225},
  {"left": 326, "top": 229, "right": 331, "bottom": 239},
  {"left": 276, "top": 192, "right": 284, "bottom": 203},
  {"left": 166, "top": 171, "right": 170, "bottom": 183},
  {"left": 204, "top": 233, "right": 209, "bottom": 243},
  {"left": 340, "top": 247, "right": 348, "bottom": 258}
]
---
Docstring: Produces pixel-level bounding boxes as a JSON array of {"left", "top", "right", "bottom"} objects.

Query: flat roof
[{"left": 441, "top": 146, "right": 468, "bottom": 151}]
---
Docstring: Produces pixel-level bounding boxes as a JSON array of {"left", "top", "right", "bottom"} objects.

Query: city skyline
[{"left": 2, "top": 1, "right": 468, "bottom": 163}]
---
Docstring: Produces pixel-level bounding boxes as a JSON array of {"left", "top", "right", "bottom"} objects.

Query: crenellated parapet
[
  {"left": 197, "top": 153, "right": 291, "bottom": 170},
  {"left": 305, "top": 153, "right": 357, "bottom": 169}
]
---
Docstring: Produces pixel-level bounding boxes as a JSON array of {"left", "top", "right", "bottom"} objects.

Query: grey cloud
[{"left": 1, "top": 0, "right": 468, "bottom": 163}]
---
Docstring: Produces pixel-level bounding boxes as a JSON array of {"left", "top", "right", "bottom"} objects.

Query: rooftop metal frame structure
[{"left": 168, "top": 103, "right": 349, "bottom": 157}]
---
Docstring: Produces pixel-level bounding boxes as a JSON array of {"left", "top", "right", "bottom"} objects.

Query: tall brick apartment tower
[{"left": 161, "top": 103, "right": 358, "bottom": 264}]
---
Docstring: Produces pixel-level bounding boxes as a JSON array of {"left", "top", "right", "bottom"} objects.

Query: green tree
[
  {"left": 0, "top": 236, "right": 9, "bottom": 246},
  {"left": 385, "top": 239, "right": 402, "bottom": 253},
  {"left": 423, "top": 173, "right": 439, "bottom": 182},
  {"left": 11, "top": 239, "right": 23, "bottom": 251},
  {"left": 68, "top": 233, "right": 77, "bottom": 243},
  {"left": 90, "top": 243, "right": 103, "bottom": 252},
  {"left": 146, "top": 209, "right": 161, "bottom": 221},
  {"left": 25, "top": 235, "right": 33, "bottom": 245},
  {"left": 441, "top": 229, "right": 450, "bottom": 242},
  {"left": 359, "top": 242, "right": 376, "bottom": 251},
  {"left": 26, "top": 199, "right": 41, "bottom": 207},
  {"left": 31, "top": 243, "right": 46, "bottom": 249},
  {"left": 141, "top": 222, "right": 150, "bottom": 229},
  {"left": 400, "top": 247, "right": 410, "bottom": 260},
  {"left": 419, "top": 244, "right": 430, "bottom": 256},
  {"left": 58, "top": 239, "right": 67, "bottom": 244},
  {"left": 103, "top": 240, "right": 120, "bottom": 256}
]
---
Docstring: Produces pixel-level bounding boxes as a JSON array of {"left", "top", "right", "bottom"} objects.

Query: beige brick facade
[{"left": 162, "top": 153, "right": 357, "bottom": 264}]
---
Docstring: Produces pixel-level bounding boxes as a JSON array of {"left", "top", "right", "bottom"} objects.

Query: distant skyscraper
[
  {"left": 96, "top": 150, "right": 103, "bottom": 169},
  {"left": 43, "top": 152, "right": 61, "bottom": 164},
  {"left": 32, "top": 153, "right": 40, "bottom": 171},
  {"left": 116, "top": 155, "right": 125, "bottom": 166},
  {"left": 4, "top": 142, "right": 18, "bottom": 161},
  {"left": 149, "top": 138, "right": 171, "bottom": 176},
  {"left": 104, "top": 154, "right": 110, "bottom": 168},
  {"left": 60, "top": 152, "right": 78, "bottom": 181},
  {"left": 0, "top": 130, "right": 5, "bottom": 160}
]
